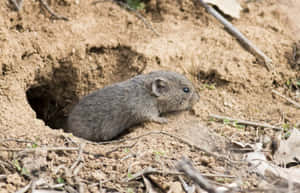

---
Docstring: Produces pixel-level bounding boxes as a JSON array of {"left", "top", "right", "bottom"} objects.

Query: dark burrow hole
[
  {"left": 26, "top": 84, "right": 70, "bottom": 130},
  {"left": 26, "top": 60, "right": 79, "bottom": 131}
]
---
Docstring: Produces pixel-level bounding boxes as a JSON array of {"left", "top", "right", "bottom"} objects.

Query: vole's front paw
[{"left": 151, "top": 117, "right": 168, "bottom": 124}]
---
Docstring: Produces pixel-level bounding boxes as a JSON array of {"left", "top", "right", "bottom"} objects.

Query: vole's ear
[{"left": 152, "top": 77, "right": 169, "bottom": 97}]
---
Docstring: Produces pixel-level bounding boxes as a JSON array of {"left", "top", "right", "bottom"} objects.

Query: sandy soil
[{"left": 0, "top": 0, "right": 299, "bottom": 192}]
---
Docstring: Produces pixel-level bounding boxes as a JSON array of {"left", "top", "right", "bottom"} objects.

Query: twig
[
  {"left": 10, "top": 0, "right": 68, "bottom": 20},
  {"left": 125, "top": 166, "right": 235, "bottom": 182},
  {"left": 0, "top": 138, "right": 36, "bottom": 144},
  {"left": 272, "top": 89, "right": 300, "bottom": 109},
  {"left": 71, "top": 143, "right": 85, "bottom": 175},
  {"left": 142, "top": 176, "right": 156, "bottom": 193},
  {"left": 0, "top": 160, "right": 14, "bottom": 169},
  {"left": 198, "top": 0, "right": 272, "bottom": 71},
  {"left": 176, "top": 158, "right": 238, "bottom": 193},
  {"left": 39, "top": 0, "right": 69, "bottom": 21},
  {"left": 202, "top": 174, "right": 236, "bottom": 178},
  {"left": 176, "top": 158, "right": 218, "bottom": 193},
  {"left": 61, "top": 134, "right": 79, "bottom": 146},
  {"left": 120, "top": 153, "right": 136, "bottom": 161},
  {"left": 244, "top": 187, "right": 299, "bottom": 193},
  {"left": 126, "top": 167, "right": 158, "bottom": 182},
  {"left": 0, "top": 147, "right": 79, "bottom": 152},
  {"left": 92, "top": 131, "right": 236, "bottom": 164},
  {"left": 70, "top": 143, "right": 85, "bottom": 171},
  {"left": 126, "top": 166, "right": 180, "bottom": 182},
  {"left": 73, "top": 162, "right": 84, "bottom": 176},
  {"left": 0, "top": 160, "right": 14, "bottom": 174},
  {"left": 65, "top": 185, "right": 78, "bottom": 193},
  {"left": 105, "top": 141, "right": 138, "bottom": 156},
  {"left": 75, "top": 176, "right": 85, "bottom": 193},
  {"left": 15, "top": 181, "right": 32, "bottom": 193},
  {"left": 92, "top": 0, "right": 159, "bottom": 36},
  {"left": 30, "top": 179, "right": 37, "bottom": 193},
  {"left": 38, "top": 183, "right": 65, "bottom": 189},
  {"left": 209, "top": 114, "right": 282, "bottom": 131},
  {"left": 157, "top": 131, "right": 236, "bottom": 164},
  {"left": 10, "top": 0, "right": 23, "bottom": 11},
  {"left": 179, "top": 176, "right": 196, "bottom": 193}
]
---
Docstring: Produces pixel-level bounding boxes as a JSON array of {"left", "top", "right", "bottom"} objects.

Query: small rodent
[{"left": 68, "top": 71, "right": 199, "bottom": 141}]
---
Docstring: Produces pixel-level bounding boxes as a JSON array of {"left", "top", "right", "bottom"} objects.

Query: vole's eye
[{"left": 183, "top": 87, "right": 190, "bottom": 93}]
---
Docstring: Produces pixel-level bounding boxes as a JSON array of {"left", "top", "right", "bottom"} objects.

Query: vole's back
[{"left": 68, "top": 75, "right": 152, "bottom": 141}]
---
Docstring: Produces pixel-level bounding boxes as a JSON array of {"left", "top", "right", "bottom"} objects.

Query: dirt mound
[{"left": 0, "top": 0, "right": 299, "bottom": 192}]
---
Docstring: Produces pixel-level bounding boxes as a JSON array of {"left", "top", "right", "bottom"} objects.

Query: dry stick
[
  {"left": 0, "top": 160, "right": 14, "bottom": 169},
  {"left": 10, "top": 0, "right": 23, "bottom": 11},
  {"left": 92, "top": 0, "right": 160, "bottom": 36},
  {"left": 38, "top": 183, "right": 64, "bottom": 190},
  {"left": 179, "top": 176, "right": 196, "bottom": 193},
  {"left": 126, "top": 167, "right": 184, "bottom": 182},
  {"left": 142, "top": 176, "right": 156, "bottom": 193},
  {"left": 0, "top": 138, "right": 36, "bottom": 144},
  {"left": 75, "top": 176, "right": 85, "bottom": 193},
  {"left": 15, "top": 181, "right": 32, "bottom": 193},
  {"left": 0, "top": 147, "right": 79, "bottom": 152},
  {"left": 176, "top": 158, "right": 219, "bottom": 193},
  {"left": 30, "top": 180, "right": 38, "bottom": 193},
  {"left": 126, "top": 167, "right": 157, "bottom": 182},
  {"left": 120, "top": 153, "right": 136, "bottom": 161},
  {"left": 157, "top": 131, "right": 236, "bottom": 164},
  {"left": 198, "top": 0, "right": 272, "bottom": 71},
  {"left": 71, "top": 143, "right": 85, "bottom": 171},
  {"left": 39, "top": 0, "right": 69, "bottom": 21},
  {"left": 93, "top": 131, "right": 235, "bottom": 164},
  {"left": 105, "top": 141, "right": 138, "bottom": 156},
  {"left": 73, "top": 162, "right": 84, "bottom": 176},
  {"left": 177, "top": 158, "right": 240, "bottom": 193},
  {"left": 245, "top": 188, "right": 291, "bottom": 193},
  {"left": 202, "top": 174, "right": 235, "bottom": 179},
  {"left": 272, "top": 89, "right": 300, "bottom": 109},
  {"left": 72, "top": 144, "right": 85, "bottom": 167},
  {"left": 210, "top": 114, "right": 282, "bottom": 131},
  {"left": 126, "top": 166, "right": 235, "bottom": 182},
  {"left": 65, "top": 185, "right": 78, "bottom": 193},
  {"left": 10, "top": 0, "right": 68, "bottom": 20}
]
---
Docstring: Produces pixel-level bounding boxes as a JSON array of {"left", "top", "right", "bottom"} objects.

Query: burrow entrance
[
  {"left": 26, "top": 61, "right": 80, "bottom": 130},
  {"left": 26, "top": 45, "right": 147, "bottom": 130},
  {"left": 26, "top": 84, "right": 69, "bottom": 130}
]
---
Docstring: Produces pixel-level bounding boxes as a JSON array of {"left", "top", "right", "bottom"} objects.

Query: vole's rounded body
[{"left": 68, "top": 71, "right": 199, "bottom": 141}]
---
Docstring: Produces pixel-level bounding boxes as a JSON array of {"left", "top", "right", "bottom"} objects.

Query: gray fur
[{"left": 68, "top": 71, "right": 199, "bottom": 141}]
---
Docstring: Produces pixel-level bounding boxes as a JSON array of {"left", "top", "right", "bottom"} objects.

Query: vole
[{"left": 68, "top": 71, "right": 199, "bottom": 141}]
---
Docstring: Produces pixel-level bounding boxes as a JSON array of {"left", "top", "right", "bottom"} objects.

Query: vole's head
[{"left": 148, "top": 71, "right": 199, "bottom": 113}]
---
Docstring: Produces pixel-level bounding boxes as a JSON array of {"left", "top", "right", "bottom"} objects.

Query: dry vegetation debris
[{"left": 0, "top": 0, "right": 300, "bottom": 192}]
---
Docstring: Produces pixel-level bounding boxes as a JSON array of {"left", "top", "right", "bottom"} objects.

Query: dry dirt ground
[{"left": 0, "top": 0, "right": 300, "bottom": 192}]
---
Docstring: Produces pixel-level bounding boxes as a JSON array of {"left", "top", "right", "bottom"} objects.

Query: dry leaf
[
  {"left": 203, "top": 0, "right": 242, "bottom": 18},
  {"left": 246, "top": 151, "right": 300, "bottom": 189},
  {"left": 274, "top": 128, "right": 300, "bottom": 165}
]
